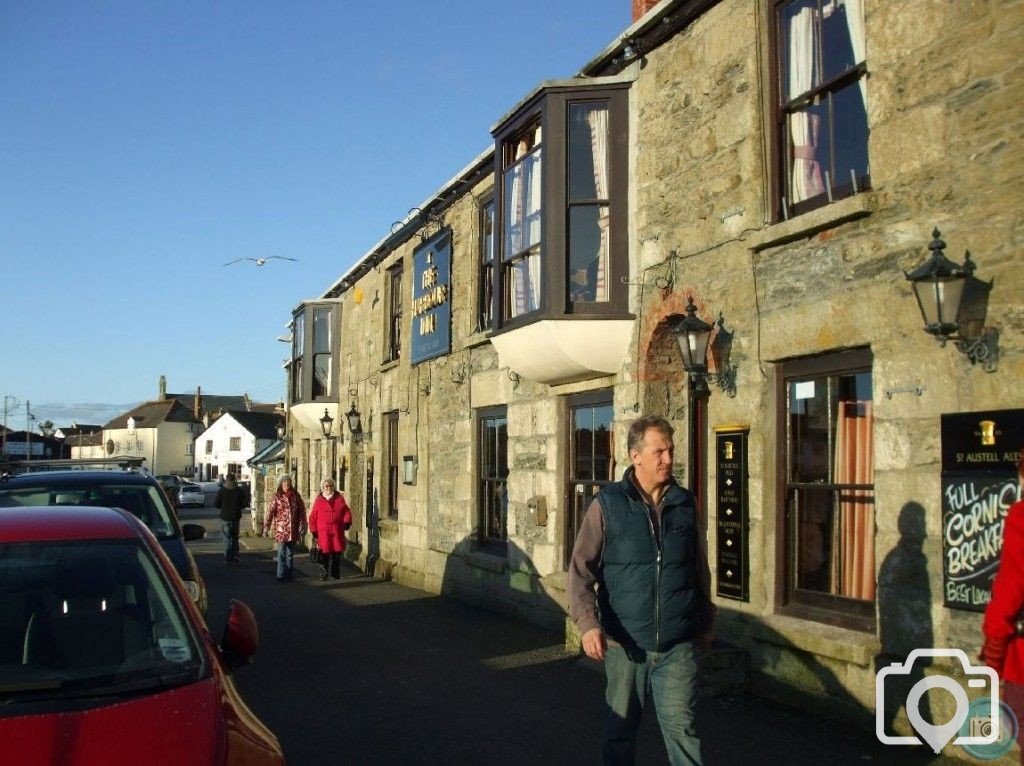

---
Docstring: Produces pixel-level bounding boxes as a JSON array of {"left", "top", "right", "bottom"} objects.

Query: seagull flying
[{"left": 223, "top": 256, "right": 298, "bottom": 267}]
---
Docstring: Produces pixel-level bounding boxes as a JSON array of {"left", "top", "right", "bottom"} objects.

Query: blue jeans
[
  {"left": 276, "top": 541, "right": 295, "bottom": 580},
  {"left": 221, "top": 520, "right": 239, "bottom": 561},
  {"left": 603, "top": 641, "right": 702, "bottom": 766}
]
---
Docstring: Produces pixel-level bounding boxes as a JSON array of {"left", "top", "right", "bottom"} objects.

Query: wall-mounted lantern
[
  {"left": 275, "top": 422, "right": 291, "bottom": 445},
  {"left": 346, "top": 402, "right": 363, "bottom": 437},
  {"left": 668, "top": 296, "right": 737, "bottom": 397},
  {"left": 319, "top": 408, "right": 335, "bottom": 439},
  {"left": 904, "top": 228, "right": 999, "bottom": 372},
  {"left": 402, "top": 455, "right": 417, "bottom": 485}
]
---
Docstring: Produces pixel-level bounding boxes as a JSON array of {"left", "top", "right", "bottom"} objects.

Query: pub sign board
[
  {"left": 940, "top": 409, "right": 1023, "bottom": 612},
  {"left": 715, "top": 427, "right": 749, "bottom": 601},
  {"left": 410, "top": 231, "right": 452, "bottom": 366}
]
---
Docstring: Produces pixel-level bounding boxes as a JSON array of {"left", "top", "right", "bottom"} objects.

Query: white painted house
[{"left": 194, "top": 411, "right": 283, "bottom": 484}]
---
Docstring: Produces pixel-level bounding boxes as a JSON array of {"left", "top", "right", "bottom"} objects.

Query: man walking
[
  {"left": 568, "top": 415, "right": 714, "bottom": 765},
  {"left": 215, "top": 472, "right": 245, "bottom": 564}
]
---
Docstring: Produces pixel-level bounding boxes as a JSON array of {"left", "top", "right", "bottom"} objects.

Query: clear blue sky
[{"left": 0, "top": 1, "right": 631, "bottom": 429}]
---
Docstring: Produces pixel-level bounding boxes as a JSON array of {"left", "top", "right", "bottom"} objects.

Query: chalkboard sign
[
  {"left": 715, "top": 427, "right": 749, "bottom": 601},
  {"left": 940, "top": 409, "right": 1023, "bottom": 612}
]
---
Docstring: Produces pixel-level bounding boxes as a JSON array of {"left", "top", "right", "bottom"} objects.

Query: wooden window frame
[
  {"left": 385, "top": 263, "right": 403, "bottom": 363},
  {"left": 775, "top": 347, "right": 875, "bottom": 632},
  {"left": 476, "top": 406, "right": 509, "bottom": 551},
  {"left": 477, "top": 196, "right": 496, "bottom": 333},
  {"left": 768, "top": 0, "right": 871, "bottom": 223}
]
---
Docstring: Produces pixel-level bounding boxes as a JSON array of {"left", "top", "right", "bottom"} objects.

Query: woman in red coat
[
  {"left": 982, "top": 454, "right": 1024, "bottom": 760},
  {"left": 308, "top": 477, "right": 352, "bottom": 581}
]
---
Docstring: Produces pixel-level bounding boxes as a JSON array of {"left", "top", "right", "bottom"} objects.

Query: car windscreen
[
  {"left": 0, "top": 538, "right": 205, "bottom": 706},
  {"left": 0, "top": 483, "right": 178, "bottom": 540}
]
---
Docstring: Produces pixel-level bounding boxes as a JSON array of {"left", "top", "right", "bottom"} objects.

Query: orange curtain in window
[{"left": 835, "top": 399, "right": 874, "bottom": 600}]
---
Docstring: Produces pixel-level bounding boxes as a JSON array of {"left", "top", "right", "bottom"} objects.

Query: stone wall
[{"left": 281, "top": 0, "right": 1024, "bottom": 751}]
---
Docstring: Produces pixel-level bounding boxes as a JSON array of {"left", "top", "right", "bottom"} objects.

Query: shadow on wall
[
  {"left": 876, "top": 501, "right": 935, "bottom": 735},
  {"left": 729, "top": 500, "right": 938, "bottom": 760},
  {"left": 439, "top": 536, "right": 565, "bottom": 633}
]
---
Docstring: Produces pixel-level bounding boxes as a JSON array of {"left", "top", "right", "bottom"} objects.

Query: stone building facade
[{"left": 282, "top": 0, "right": 1023, "bottom": 749}]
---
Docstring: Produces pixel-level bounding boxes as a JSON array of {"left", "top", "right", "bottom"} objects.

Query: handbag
[{"left": 309, "top": 538, "right": 323, "bottom": 565}]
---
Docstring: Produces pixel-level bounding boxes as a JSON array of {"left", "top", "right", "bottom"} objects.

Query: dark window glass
[
  {"left": 564, "top": 397, "right": 615, "bottom": 567},
  {"left": 386, "top": 413, "right": 399, "bottom": 518},
  {"left": 479, "top": 411, "right": 508, "bottom": 546},
  {"left": 291, "top": 313, "right": 305, "bottom": 404},
  {"left": 478, "top": 200, "right": 496, "bottom": 331},
  {"left": 387, "top": 265, "right": 403, "bottom": 362},
  {"left": 312, "top": 307, "right": 332, "bottom": 398}
]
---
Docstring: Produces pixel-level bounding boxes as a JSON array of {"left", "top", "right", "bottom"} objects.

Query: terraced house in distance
[{"left": 278, "top": 0, "right": 1023, "bottom": 747}]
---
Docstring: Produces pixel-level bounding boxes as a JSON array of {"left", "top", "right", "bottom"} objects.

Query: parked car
[
  {"left": 155, "top": 474, "right": 183, "bottom": 490},
  {"left": 0, "top": 504, "right": 284, "bottom": 764},
  {"left": 0, "top": 469, "right": 208, "bottom": 616},
  {"left": 178, "top": 482, "right": 206, "bottom": 508}
]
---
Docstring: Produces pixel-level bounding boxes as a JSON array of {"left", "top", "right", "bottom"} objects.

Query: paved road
[{"left": 180, "top": 505, "right": 959, "bottom": 766}]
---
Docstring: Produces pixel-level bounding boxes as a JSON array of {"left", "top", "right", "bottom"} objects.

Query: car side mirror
[
  {"left": 182, "top": 523, "right": 206, "bottom": 542},
  {"left": 221, "top": 599, "right": 259, "bottom": 670}
]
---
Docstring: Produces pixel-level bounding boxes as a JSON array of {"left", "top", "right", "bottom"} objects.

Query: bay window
[
  {"left": 289, "top": 302, "right": 339, "bottom": 405},
  {"left": 491, "top": 82, "right": 629, "bottom": 330}
]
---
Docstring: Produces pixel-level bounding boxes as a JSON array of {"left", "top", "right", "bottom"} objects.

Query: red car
[{"left": 0, "top": 505, "right": 284, "bottom": 765}]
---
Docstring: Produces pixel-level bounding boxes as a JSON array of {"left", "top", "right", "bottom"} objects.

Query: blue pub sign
[{"left": 410, "top": 231, "right": 452, "bottom": 365}]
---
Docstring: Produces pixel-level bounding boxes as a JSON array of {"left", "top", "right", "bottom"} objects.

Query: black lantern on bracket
[
  {"left": 904, "top": 227, "right": 998, "bottom": 372},
  {"left": 345, "top": 402, "right": 362, "bottom": 436},
  {"left": 668, "top": 297, "right": 738, "bottom": 398},
  {"left": 319, "top": 408, "right": 335, "bottom": 439}
]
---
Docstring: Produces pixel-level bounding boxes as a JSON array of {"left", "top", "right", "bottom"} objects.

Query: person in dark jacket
[
  {"left": 215, "top": 473, "right": 246, "bottom": 564},
  {"left": 308, "top": 478, "right": 352, "bottom": 581},
  {"left": 568, "top": 414, "right": 714, "bottom": 766}
]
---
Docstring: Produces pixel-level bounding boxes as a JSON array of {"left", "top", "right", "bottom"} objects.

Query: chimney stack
[
  {"left": 632, "top": 0, "right": 660, "bottom": 22},
  {"left": 194, "top": 386, "right": 202, "bottom": 419},
  {"left": 159, "top": 375, "right": 167, "bottom": 400}
]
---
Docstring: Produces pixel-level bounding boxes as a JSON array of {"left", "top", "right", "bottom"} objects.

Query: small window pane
[
  {"left": 503, "top": 152, "right": 543, "bottom": 258},
  {"left": 568, "top": 103, "right": 609, "bottom": 201},
  {"left": 506, "top": 251, "right": 542, "bottom": 317},
  {"left": 832, "top": 82, "right": 870, "bottom": 192},
  {"left": 789, "top": 377, "right": 829, "bottom": 483},
  {"left": 313, "top": 308, "right": 331, "bottom": 354},
  {"left": 568, "top": 205, "right": 609, "bottom": 303},
  {"left": 821, "top": 0, "right": 863, "bottom": 81}
]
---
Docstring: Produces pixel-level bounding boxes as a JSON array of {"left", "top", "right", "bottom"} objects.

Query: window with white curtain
[
  {"left": 776, "top": 0, "right": 869, "bottom": 219},
  {"left": 502, "top": 121, "right": 543, "bottom": 320},
  {"left": 568, "top": 102, "right": 610, "bottom": 304}
]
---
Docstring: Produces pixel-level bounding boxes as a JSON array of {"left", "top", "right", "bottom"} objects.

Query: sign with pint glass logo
[{"left": 940, "top": 409, "right": 1023, "bottom": 611}]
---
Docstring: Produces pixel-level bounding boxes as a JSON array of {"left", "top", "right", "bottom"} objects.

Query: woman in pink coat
[
  {"left": 308, "top": 477, "right": 352, "bottom": 581},
  {"left": 263, "top": 474, "right": 306, "bottom": 583}
]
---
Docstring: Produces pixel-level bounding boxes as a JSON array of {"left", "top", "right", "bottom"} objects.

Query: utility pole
[
  {"left": 2, "top": 397, "right": 20, "bottom": 458},
  {"left": 26, "top": 401, "right": 32, "bottom": 461}
]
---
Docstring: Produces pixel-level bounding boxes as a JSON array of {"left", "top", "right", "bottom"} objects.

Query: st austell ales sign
[{"left": 940, "top": 409, "right": 1023, "bottom": 612}]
